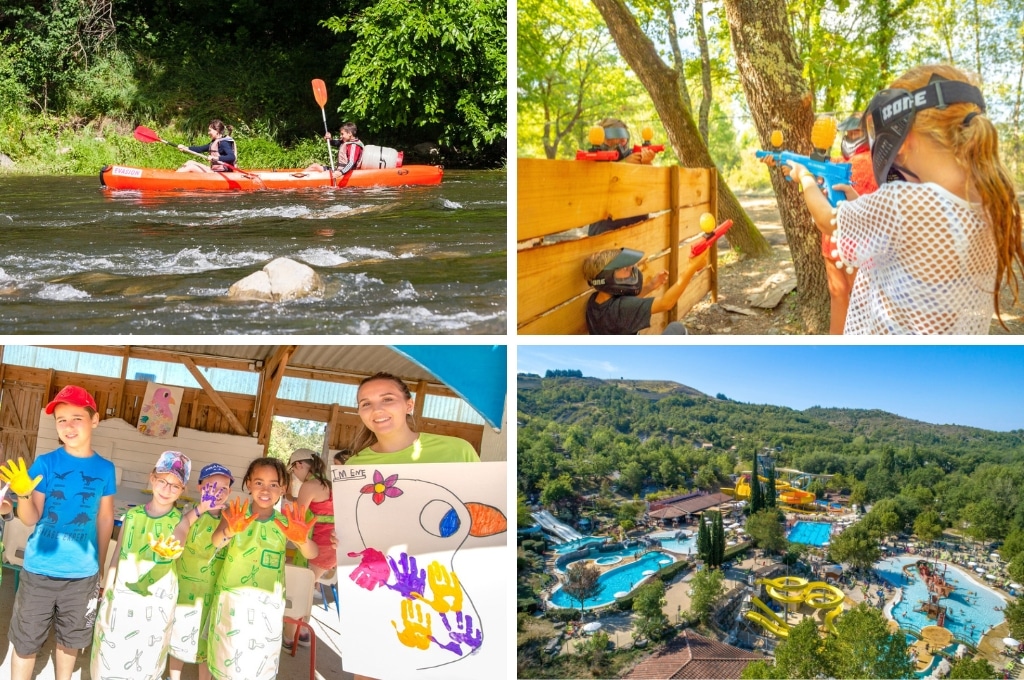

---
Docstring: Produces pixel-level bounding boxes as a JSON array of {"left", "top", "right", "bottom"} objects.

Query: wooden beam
[
  {"left": 255, "top": 346, "right": 297, "bottom": 446},
  {"left": 115, "top": 346, "right": 129, "bottom": 419},
  {"left": 180, "top": 357, "right": 249, "bottom": 437},
  {"left": 413, "top": 380, "right": 427, "bottom": 422}
]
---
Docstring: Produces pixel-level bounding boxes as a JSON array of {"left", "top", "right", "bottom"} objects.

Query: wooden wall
[
  {"left": 517, "top": 159, "right": 718, "bottom": 334},
  {"left": 0, "top": 365, "right": 484, "bottom": 467}
]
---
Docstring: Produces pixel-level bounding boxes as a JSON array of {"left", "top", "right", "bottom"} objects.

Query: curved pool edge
[
  {"left": 874, "top": 555, "right": 1010, "bottom": 647},
  {"left": 546, "top": 552, "right": 680, "bottom": 611}
]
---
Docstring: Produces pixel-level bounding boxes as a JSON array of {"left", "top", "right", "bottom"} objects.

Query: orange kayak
[{"left": 99, "top": 164, "right": 443, "bottom": 191}]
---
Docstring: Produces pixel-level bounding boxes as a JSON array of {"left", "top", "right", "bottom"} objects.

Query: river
[{"left": 0, "top": 170, "right": 506, "bottom": 334}]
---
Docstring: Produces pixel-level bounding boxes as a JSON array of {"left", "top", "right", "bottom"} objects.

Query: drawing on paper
[
  {"left": 137, "top": 383, "right": 183, "bottom": 438},
  {"left": 333, "top": 462, "right": 506, "bottom": 678}
]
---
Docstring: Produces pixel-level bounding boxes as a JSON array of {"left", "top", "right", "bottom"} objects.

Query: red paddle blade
[
  {"left": 133, "top": 125, "right": 162, "bottom": 143},
  {"left": 312, "top": 79, "right": 328, "bottom": 108}
]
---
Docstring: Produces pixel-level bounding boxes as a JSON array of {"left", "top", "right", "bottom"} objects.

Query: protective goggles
[{"left": 864, "top": 77, "right": 986, "bottom": 186}]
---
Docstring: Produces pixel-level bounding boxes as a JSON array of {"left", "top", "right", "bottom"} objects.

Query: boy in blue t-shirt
[{"left": 0, "top": 384, "right": 117, "bottom": 680}]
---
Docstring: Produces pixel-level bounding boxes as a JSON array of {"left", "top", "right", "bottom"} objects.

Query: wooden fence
[{"left": 518, "top": 158, "right": 720, "bottom": 334}]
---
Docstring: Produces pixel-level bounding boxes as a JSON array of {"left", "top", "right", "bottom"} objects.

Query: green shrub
[{"left": 546, "top": 607, "right": 582, "bottom": 622}]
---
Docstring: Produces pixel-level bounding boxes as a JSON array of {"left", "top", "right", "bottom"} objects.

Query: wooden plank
[
  {"left": 518, "top": 159, "right": 674, "bottom": 241},
  {"left": 181, "top": 356, "right": 249, "bottom": 436},
  {"left": 675, "top": 167, "right": 714, "bottom": 208},
  {"left": 518, "top": 204, "right": 712, "bottom": 329},
  {"left": 255, "top": 346, "right": 296, "bottom": 445},
  {"left": 518, "top": 214, "right": 673, "bottom": 326}
]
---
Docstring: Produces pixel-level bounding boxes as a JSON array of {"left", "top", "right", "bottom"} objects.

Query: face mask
[
  {"left": 865, "top": 77, "right": 986, "bottom": 185},
  {"left": 841, "top": 136, "right": 868, "bottom": 160}
]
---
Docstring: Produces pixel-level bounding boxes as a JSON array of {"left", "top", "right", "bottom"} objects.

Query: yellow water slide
[
  {"left": 744, "top": 577, "right": 845, "bottom": 638},
  {"left": 722, "top": 475, "right": 817, "bottom": 507}
]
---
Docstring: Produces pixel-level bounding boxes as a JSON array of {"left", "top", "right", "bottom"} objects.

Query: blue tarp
[{"left": 392, "top": 345, "right": 506, "bottom": 429}]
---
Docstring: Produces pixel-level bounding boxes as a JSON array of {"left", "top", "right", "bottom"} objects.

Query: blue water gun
[{"left": 756, "top": 122, "right": 852, "bottom": 207}]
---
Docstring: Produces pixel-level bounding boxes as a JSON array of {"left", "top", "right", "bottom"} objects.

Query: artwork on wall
[
  {"left": 137, "top": 383, "right": 183, "bottom": 438},
  {"left": 332, "top": 462, "right": 507, "bottom": 679}
]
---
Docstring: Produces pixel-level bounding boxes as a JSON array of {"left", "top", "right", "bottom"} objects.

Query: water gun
[
  {"left": 575, "top": 125, "right": 664, "bottom": 161},
  {"left": 690, "top": 213, "right": 734, "bottom": 257},
  {"left": 755, "top": 116, "right": 852, "bottom": 207}
]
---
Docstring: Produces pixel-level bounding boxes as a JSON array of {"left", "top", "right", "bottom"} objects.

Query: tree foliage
[
  {"left": 325, "top": 0, "right": 505, "bottom": 152},
  {"left": 632, "top": 578, "right": 669, "bottom": 641},
  {"left": 563, "top": 561, "right": 601, "bottom": 615},
  {"left": 689, "top": 565, "right": 723, "bottom": 624},
  {"left": 823, "top": 604, "right": 913, "bottom": 679}
]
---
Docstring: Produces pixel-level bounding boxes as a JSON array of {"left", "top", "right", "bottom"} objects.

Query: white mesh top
[{"left": 834, "top": 181, "right": 996, "bottom": 334}]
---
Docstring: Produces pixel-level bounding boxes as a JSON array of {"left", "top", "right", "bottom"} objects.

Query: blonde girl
[
  {"left": 91, "top": 451, "right": 190, "bottom": 680},
  {"left": 787, "top": 64, "right": 1024, "bottom": 334}
]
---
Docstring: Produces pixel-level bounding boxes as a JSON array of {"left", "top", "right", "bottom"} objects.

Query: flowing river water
[{"left": 0, "top": 170, "right": 506, "bottom": 334}]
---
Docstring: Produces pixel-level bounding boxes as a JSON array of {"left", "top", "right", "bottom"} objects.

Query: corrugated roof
[{"left": 129, "top": 345, "right": 449, "bottom": 386}]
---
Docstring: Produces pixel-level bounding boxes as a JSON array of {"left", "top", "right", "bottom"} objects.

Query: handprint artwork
[
  {"left": 137, "top": 383, "right": 183, "bottom": 438},
  {"left": 334, "top": 463, "right": 507, "bottom": 678}
]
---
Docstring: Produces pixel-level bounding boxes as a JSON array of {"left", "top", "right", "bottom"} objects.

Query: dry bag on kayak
[{"left": 360, "top": 145, "right": 404, "bottom": 169}]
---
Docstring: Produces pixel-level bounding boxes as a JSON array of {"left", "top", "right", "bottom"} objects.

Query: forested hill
[{"left": 517, "top": 375, "right": 1024, "bottom": 472}]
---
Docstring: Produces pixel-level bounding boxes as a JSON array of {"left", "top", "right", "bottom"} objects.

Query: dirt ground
[{"left": 683, "top": 195, "right": 1024, "bottom": 335}]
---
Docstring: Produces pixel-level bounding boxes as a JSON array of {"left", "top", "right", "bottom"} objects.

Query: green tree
[
  {"left": 713, "top": 510, "right": 726, "bottom": 568},
  {"left": 948, "top": 657, "right": 997, "bottom": 679},
  {"left": 689, "top": 565, "right": 724, "bottom": 625},
  {"left": 632, "top": 579, "right": 669, "bottom": 641},
  {"left": 827, "top": 522, "right": 881, "bottom": 571},
  {"left": 621, "top": 460, "right": 646, "bottom": 495},
  {"left": 739, "top": 660, "right": 783, "bottom": 679},
  {"left": 697, "top": 512, "right": 711, "bottom": 563},
  {"left": 326, "top": 0, "right": 506, "bottom": 151},
  {"left": 518, "top": 492, "right": 534, "bottom": 529},
  {"left": 268, "top": 417, "right": 324, "bottom": 461},
  {"left": 562, "top": 561, "right": 601, "bottom": 616},
  {"left": 1005, "top": 596, "right": 1024, "bottom": 639},
  {"left": 1009, "top": 553, "right": 1024, "bottom": 586},
  {"left": 1000, "top": 528, "right": 1024, "bottom": 562},
  {"left": 579, "top": 629, "right": 611, "bottom": 675},
  {"left": 746, "top": 508, "right": 787, "bottom": 554},
  {"left": 913, "top": 509, "right": 943, "bottom": 543},
  {"left": 773, "top": 618, "right": 827, "bottom": 679},
  {"left": 764, "top": 459, "right": 777, "bottom": 509},
  {"left": 540, "top": 474, "right": 577, "bottom": 510},
  {"left": 823, "top": 604, "right": 913, "bottom": 679},
  {"left": 750, "top": 456, "right": 763, "bottom": 514}
]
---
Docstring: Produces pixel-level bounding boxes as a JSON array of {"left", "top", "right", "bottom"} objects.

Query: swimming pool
[
  {"left": 558, "top": 545, "right": 643, "bottom": 572},
  {"left": 875, "top": 556, "right": 1007, "bottom": 646},
  {"left": 594, "top": 555, "right": 622, "bottom": 566},
  {"left": 649, "top": 530, "right": 698, "bottom": 555},
  {"left": 549, "top": 551, "right": 675, "bottom": 609},
  {"left": 788, "top": 521, "right": 832, "bottom": 546},
  {"left": 553, "top": 536, "right": 607, "bottom": 554}
]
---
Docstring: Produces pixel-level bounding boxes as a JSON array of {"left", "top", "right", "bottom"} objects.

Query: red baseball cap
[{"left": 45, "top": 385, "right": 98, "bottom": 415}]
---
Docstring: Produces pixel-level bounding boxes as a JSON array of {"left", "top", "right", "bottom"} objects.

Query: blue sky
[{"left": 518, "top": 345, "right": 1024, "bottom": 432}]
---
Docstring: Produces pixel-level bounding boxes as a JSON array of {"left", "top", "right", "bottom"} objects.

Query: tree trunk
[
  {"left": 720, "top": 0, "right": 830, "bottom": 332},
  {"left": 591, "top": 0, "right": 771, "bottom": 259},
  {"left": 695, "top": 0, "right": 713, "bottom": 144}
]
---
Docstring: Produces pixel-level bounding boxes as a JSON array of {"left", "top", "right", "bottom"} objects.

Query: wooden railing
[{"left": 517, "top": 158, "right": 719, "bottom": 334}]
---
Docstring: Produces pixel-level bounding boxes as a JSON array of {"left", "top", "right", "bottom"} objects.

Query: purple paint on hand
[
  {"left": 442, "top": 611, "right": 483, "bottom": 651},
  {"left": 386, "top": 552, "right": 427, "bottom": 599},
  {"left": 347, "top": 548, "right": 390, "bottom": 590}
]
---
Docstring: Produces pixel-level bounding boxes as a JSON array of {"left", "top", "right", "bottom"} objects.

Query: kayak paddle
[
  {"left": 133, "top": 125, "right": 245, "bottom": 174},
  {"left": 311, "top": 79, "right": 337, "bottom": 180}
]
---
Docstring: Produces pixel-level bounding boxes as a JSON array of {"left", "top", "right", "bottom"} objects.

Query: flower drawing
[{"left": 360, "top": 470, "right": 403, "bottom": 505}]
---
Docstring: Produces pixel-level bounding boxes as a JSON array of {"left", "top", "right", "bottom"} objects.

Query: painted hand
[
  {"left": 434, "top": 611, "right": 482, "bottom": 654},
  {"left": 0, "top": 458, "right": 42, "bottom": 497},
  {"left": 412, "top": 561, "right": 463, "bottom": 614},
  {"left": 198, "top": 482, "right": 226, "bottom": 514},
  {"left": 222, "top": 498, "right": 256, "bottom": 536},
  {"left": 347, "top": 547, "right": 390, "bottom": 591},
  {"left": 274, "top": 502, "right": 318, "bottom": 544},
  {"left": 148, "top": 533, "right": 184, "bottom": 560},
  {"left": 392, "top": 599, "right": 432, "bottom": 651},
  {"left": 387, "top": 552, "right": 426, "bottom": 599}
]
